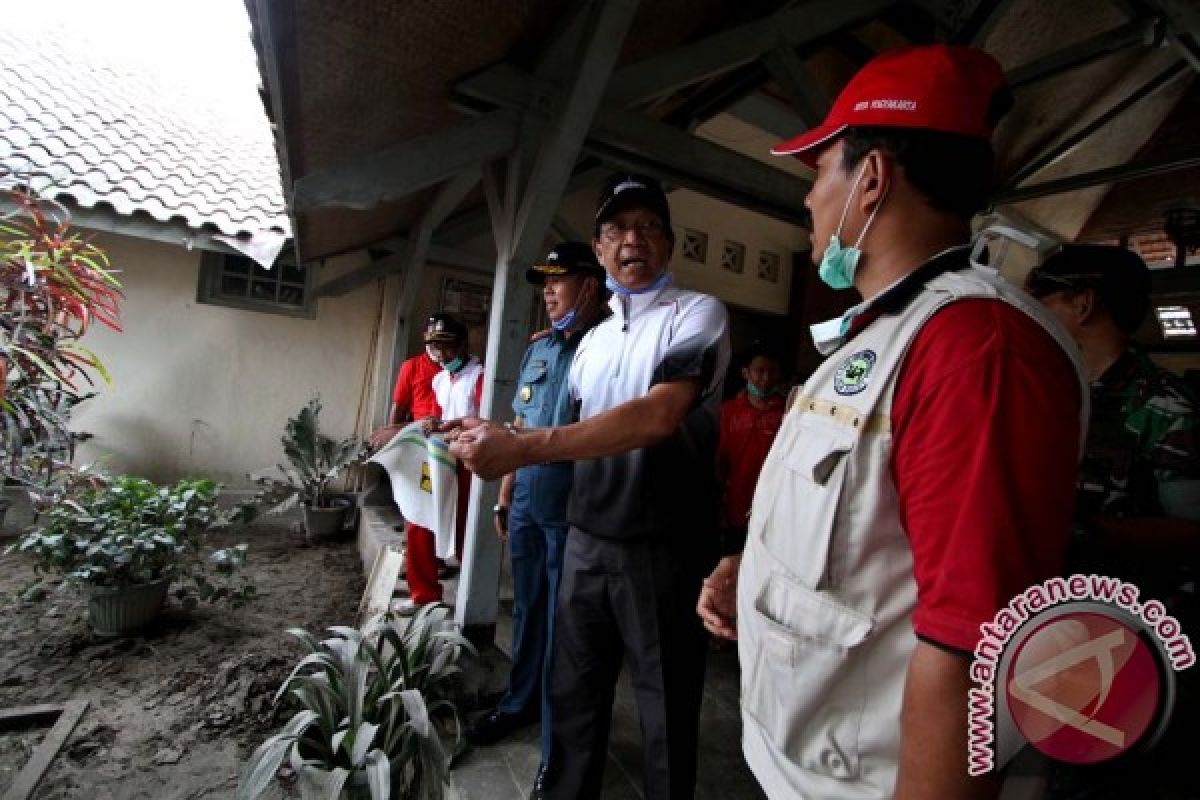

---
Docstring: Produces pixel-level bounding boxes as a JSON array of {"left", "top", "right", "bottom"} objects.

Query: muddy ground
[{"left": 0, "top": 515, "right": 365, "bottom": 800}]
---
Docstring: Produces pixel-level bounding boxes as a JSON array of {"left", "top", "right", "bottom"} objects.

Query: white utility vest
[
  {"left": 738, "top": 264, "right": 1087, "bottom": 799},
  {"left": 432, "top": 357, "right": 483, "bottom": 420}
]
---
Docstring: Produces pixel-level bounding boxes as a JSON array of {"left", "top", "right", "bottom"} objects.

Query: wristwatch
[{"left": 493, "top": 504, "right": 508, "bottom": 516}]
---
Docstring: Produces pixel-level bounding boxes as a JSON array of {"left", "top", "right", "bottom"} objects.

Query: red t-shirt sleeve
[
  {"left": 392, "top": 358, "right": 415, "bottom": 409},
  {"left": 892, "top": 299, "right": 1081, "bottom": 653}
]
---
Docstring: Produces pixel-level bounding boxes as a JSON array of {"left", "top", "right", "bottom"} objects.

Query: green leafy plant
[
  {"left": 1, "top": 180, "right": 122, "bottom": 487},
  {"left": 238, "top": 605, "right": 475, "bottom": 800},
  {"left": 251, "top": 398, "right": 366, "bottom": 511},
  {"left": 10, "top": 475, "right": 256, "bottom": 607}
]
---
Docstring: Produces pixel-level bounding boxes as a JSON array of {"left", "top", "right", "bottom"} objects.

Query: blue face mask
[
  {"left": 444, "top": 356, "right": 464, "bottom": 374},
  {"left": 817, "top": 163, "right": 884, "bottom": 291},
  {"left": 552, "top": 309, "right": 577, "bottom": 332},
  {"left": 605, "top": 269, "right": 671, "bottom": 297}
]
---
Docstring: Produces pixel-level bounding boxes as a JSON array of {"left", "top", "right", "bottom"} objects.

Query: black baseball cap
[
  {"left": 423, "top": 312, "right": 468, "bottom": 343},
  {"left": 594, "top": 173, "right": 672, "bottom": 235},
  {"left": 1026, "top": 244, "right": 1152, "bottom": 333},
  {"left": 526, "top": 242, "right": 606, "bottom": 285}
]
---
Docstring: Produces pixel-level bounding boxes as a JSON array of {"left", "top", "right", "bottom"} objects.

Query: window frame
[{"left": 196, "top": 247, "right": 317, "bottom": 319}]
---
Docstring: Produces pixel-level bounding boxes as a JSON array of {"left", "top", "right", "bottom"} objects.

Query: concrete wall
[{"left": 71, "top": 231, "right": 388, "bottom": 486}]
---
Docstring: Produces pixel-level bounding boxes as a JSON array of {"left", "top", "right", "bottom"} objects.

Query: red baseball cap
[{"left": 771, "top": 44, "right": 1007, "bottom": 166}]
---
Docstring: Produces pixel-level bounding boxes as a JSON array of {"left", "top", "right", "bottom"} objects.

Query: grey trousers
[{"left": 544, "top": 527, "right": 717, "bottom": 800}]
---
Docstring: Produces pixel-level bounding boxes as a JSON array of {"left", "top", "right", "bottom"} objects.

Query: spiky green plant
[
  {"left": 238, "top": 605, "right": 475, "bottom": 800},
  {"left": 250, "top": 398, "right": 365, "bottom": 511}
]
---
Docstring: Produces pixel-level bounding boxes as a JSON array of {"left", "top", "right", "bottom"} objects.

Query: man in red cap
[{"left": 695, "top": 45, "right": 1087, "bottom": 798}]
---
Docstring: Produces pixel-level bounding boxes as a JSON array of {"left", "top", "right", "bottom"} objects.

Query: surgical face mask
[
  {"left": 818, "top": 163, "right": 885, "bottom": 291},
  {"left": 746, "top": 382, "right": 770, "bottom": 399},
  {"left": 552, "top": 308, "right": 577, "bottom": 332},
  {"left": 605, "top": 269, "right": 671, "bottom": 297},
  {"left": 443, "top": 356, "right": 464, "bottom": 374}
]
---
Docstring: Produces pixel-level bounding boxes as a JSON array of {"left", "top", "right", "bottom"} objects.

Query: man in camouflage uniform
[{"left": 1028, "top": 243, "right": 1200, "bottom": 799}]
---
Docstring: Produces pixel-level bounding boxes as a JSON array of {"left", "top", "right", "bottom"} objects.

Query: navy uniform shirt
[{"left": 509, "top": 328, "right": 584, "bottom": 527}]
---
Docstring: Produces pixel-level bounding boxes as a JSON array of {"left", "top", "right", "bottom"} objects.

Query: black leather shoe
[
  {"left": 529, "top": 763, "right": 549, "bottom": 800},
  {"left": 464, "top": 708, "right": 537, "bottom": 746}
]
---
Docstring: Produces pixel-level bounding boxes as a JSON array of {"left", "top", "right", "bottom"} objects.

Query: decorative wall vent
[
  {"left": 721, "top": 240, "right": 745, "bottom": 273},
  {"left": 682, "top": 228, "right": 708, "bottom": 263},
  {"left": 758, "top": 250, "right": 781, "bottom": 282}
]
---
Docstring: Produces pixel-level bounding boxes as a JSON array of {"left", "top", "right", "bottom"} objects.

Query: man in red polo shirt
[
  {"left": 717, "top": 342, "right": 786, "bottom": 542},
  {"left": 370, "top": 313, "right": 462, "bottom": 614},
  {"left": 369, "top": 315, "right": 446, "bottom": 451}
]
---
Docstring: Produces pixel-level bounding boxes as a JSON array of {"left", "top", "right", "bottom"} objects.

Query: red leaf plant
[{"left": 1, "top": 180, "right": 123, "bottom": 487}]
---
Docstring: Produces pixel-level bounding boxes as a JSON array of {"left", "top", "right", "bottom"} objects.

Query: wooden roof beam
[
  {"left": 604, "top": 0, "right": 892, "bottom": 107},
  {"left": 292, "top": 109, "right": 519, "bottom": 213},
  {"left": 1144, "top": 0, "right": 1200, "bottom": 71},
  {"left": 456, "top": 64, "right": 810, "bottom": 226}
]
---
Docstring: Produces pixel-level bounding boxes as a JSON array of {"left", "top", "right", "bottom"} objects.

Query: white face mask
[{"left": 425, "top": 345, "right": 442, "bottom": 364}]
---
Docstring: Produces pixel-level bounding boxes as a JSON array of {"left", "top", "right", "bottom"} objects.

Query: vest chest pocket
[
  {"left": 756, "top": 419, "right": 856, "bottom": 589},
  {"left": 743, "top": 568, "right": 874, "bottom": 782}
]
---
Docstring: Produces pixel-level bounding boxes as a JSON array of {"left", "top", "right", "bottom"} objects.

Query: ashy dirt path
[{"left": 0, "top": 523, "right": 364, "bottom": 800}]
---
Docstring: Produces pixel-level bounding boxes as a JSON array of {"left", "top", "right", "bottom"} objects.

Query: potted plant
[
  {"left": 237, "top": 604, "right": 475, "bottom": 800},
  {"left": 10, "top": 474, "right": 256, "bottom": 635},
  {"left": 251, "top": 398, "right": 365, "bottom": 542}
]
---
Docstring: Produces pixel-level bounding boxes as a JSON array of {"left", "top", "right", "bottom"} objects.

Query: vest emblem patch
[{"left": 834, "top": 350, "right": 876, "bottom": 395}]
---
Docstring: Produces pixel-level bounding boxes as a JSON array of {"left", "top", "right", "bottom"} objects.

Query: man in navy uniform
[{"left": 466, "top": 243, "right": 607, "bottom": 798}]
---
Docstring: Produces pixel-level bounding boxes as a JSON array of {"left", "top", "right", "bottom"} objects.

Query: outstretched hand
[
  {"left": 697, "top": 554, "right": 741, "bottom": 640},
  {"left": 435, "top": 416, "right": 486, "bottom": 436},
  {"left": 447, "top": 420, "right": 525, "bottom": 480},
  {"left": 368, "top": 425, "right": 402, "bottom": 451}
]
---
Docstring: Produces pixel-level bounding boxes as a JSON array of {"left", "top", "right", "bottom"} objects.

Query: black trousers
[{"left": 544, "top": 527, "right": 717, "bottom": 800}]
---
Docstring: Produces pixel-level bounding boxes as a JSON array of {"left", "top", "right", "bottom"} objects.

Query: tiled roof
[{"left": 0, "top": 26, "right": 289, "bottom": 239}]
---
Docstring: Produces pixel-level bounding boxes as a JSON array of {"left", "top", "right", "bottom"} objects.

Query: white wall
[{"left": 71, "top": 231, "right": 387, "bottom": 486}]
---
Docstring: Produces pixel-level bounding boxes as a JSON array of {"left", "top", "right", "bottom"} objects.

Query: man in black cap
[
  {"left": 448, "top": 174, "right": 730, "bottom": 800},
  {"left": 465, "top": 243, "right": 607, "bottom": 796}
]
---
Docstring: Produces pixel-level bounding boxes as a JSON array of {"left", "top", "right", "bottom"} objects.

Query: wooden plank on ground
[
  {"left": 357, "top": 547, "right": 405, "bottom": 625},
  {"left": 3, "top": 697, "right": 88, "bottom": 800},
  {"left": 0, "top": 704, "right": 64, "bottom": 733}
]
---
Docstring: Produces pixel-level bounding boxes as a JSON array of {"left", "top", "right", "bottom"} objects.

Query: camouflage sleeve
[
  {"left": 1135, "top": 373, "right": 1200, "bottom": 480},
  {"left": 1131, "top": 371, "right": 1200, "bottom": 520}
]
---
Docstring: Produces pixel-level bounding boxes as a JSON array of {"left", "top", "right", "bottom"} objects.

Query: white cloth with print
[{"left": 368, "top": 422, "right": 459, "bottom": 558}]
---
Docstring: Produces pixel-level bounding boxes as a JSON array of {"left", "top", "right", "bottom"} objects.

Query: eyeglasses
[
  {"left": 1024, "top": 268, "right": 1104, "bottom": 299},
  {"left": 598, "top": 218, "right": 667, "bottom": 243}
]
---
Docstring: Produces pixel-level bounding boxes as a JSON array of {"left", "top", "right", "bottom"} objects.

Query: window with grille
[
  {"left": 197, "top": 248, "right": 315, "bottom": 318},
  {"left": 681, "top": 228, "right": 708, "bottom": 264},
  {"left": 721, "top": 240, "right": 745, "bottom": 273},
  {"left": 758, "top": 250, "right": 781, "bottom": 282}
]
